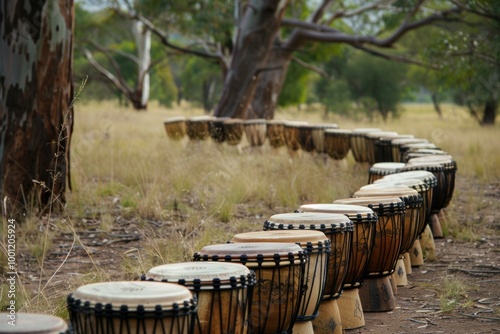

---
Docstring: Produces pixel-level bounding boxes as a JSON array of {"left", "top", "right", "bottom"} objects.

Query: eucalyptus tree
[{"left": 0, "top": 1, "right": 75, "bottom": 213}]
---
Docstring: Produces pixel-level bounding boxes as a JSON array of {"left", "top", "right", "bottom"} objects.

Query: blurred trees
[{"left": 74, "top": 0, "right": 499, "bottom": 124}]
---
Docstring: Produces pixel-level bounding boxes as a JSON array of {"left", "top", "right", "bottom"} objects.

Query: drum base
[
  {"left": 403, "top": 252, "right": 412, "bottom": 275},
  {"left": 420, "top": 224, "right": 437, "bottom": 261},
  {"left": 359, "top": 276, "right": 396, "bottom": 312},
  {"left": 430, "top": 213, "right": 444, "bottom": 238},
  {"left": 312, "top": 299, "right": 343, "bottom": 334},
  {"left": 389, "top": 274, "right": 398, "bottom": 295},
  {"left": 337, "top": 288, "right": 365, "bottom": 329},
  {"left": 409, "top": 239, "right": 424, "bottom": 267},
  {"left": 393, "top": 257, "right": 408, "bottom": 287},
  {"left": 292, "top": 320, "right": 315, "bottom": 334}
]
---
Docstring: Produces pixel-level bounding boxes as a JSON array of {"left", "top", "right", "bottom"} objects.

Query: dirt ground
[{"left": 15, "top": 174, "right": 500, "bottom": 333}]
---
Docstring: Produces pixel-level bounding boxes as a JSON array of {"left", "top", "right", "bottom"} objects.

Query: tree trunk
[
  {"left": 431, "top": 92, "right": 443, "bottom": 119},
  {"left": 246, "top": 47, "right": 293, "bottom": 119},
  {"left": 214, "top": 0, "right": 290, "bottom": 119},
  {"left": 0, "top": 0, "right": 74, "bottom": 214},
  {"left": 482, "top": 95, "right": 497, "bottom": 125},
  {"left": 132, "top": 19, "right": 151, "bottom": 110}
]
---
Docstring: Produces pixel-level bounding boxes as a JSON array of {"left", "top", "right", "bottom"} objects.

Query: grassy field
[{"left": 1, "top": 100, "right": 499, "bottom": 319}]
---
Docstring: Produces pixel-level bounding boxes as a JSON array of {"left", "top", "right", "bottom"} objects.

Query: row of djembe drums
[
  {"left": 163, "top": 117, "right": 446, "bottom": 165},
  {"left": 0, "top": 153, "right": 456, "bottom": 334}
]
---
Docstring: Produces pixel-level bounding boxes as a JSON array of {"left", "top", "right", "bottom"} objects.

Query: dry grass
[{"left": 1, "top": 100, "right": 499, "bottom": 318}]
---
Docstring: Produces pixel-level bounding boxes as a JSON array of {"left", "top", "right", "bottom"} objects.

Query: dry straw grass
[{"left": 1, "top": 100, "right": 499, "bottom": 317}]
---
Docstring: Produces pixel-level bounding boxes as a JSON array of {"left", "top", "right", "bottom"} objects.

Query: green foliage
[
  {"left": 180, "top": 57, "right": 222, "bottom": 111},
  {"left": 151, "top": 62, "right": 178, "bottom": 107},
  {"left": 278, "top": 61, "right": 312, "bottom": 107}
]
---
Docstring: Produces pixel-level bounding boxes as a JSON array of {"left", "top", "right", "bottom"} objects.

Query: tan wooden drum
[
  {"left": 193, "top": 242, "right": 306, "bottom": 334},
  {"left": 244, "top": 119, "right": 267, "bottom": 147},
  {"left": 400, "top": 142, "right": 438, "bottom": 161},
  {"left": 67, "top": 281, "right": 197, "bottom": 334},
  {"left": 142, "top": 262, "right": 255, "bottom": 334},
  {"left": 223, "top": 119, "right": 244, "bottom": 146},
  {"left": 0, "top": 313, "right": 68, "bottom": 334},
  {"left": 266, "top": 120, "right": 286, "bottom": 148},
  {"left": 233, "top": 228, "right": 332, "bottom": 334},
  {"left": 350, "top": 128, "right": 381, "bottom": 163},
  {"left": 164, "top": 116, "right": 187, "bottom": 141},
  {"left": 333, "top": 196, "right": 405, "bottom": 312},
  {"left": 297, "top": 124, "right": 316, "bottom": 153},
  {"left": 390, "top": 138, "right": 429, "bottom": 162},
  {"left": 262, "top": 213, "right": 353, "bottom": 334},
  {"left": 186, "top": 116, "right": 213, "bottom": 141},
  {"left": 209, "top": 117, "right": 231, "bottom": 144},
  {"left": 311, "top": 123, "right": 338, "bottom": 154},
  {"left": 367, "top": 162, "right": 406, "bottom": 184},
  {"left": 374, "top": 134, "right": 413, "bottom": 163},
  {"left": 284, "top": 121, "right": 308, "bottom": 153},
  {"left": 323, "top": 129, "right": 352, "bottom": 160},
  {"left": 297, "top": 204, "right": 378, "bottom": 329}
]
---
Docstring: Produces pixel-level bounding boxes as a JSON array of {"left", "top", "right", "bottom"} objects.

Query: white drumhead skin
[
  {"left": 198, "top": 242, "right": 303, "bottom": 257},
  {"left": 188, "top": 115, "right": 213, "bottom": 121},
  {"left": 355, "top": 185, "right": 419, "bottom": 197},
  {"left": 408, "top": 156, "right": 454, "bottom": 164},
  {"left": 164, "top": 116, "right": 186, "bottom": 123},
  {"left": 299, "top": 203, "right": 374, "bottom": 215},
  {"left": 370, "top": 162, "right": 405, "bottom": 171},
  {"left": 0, "top": 313, "right": 67, "bottom": 334},
  {"left": 267, "top": 212, "right": 351, "bottom": 225},
  {"left": 352, "top": 128, "right": 381, "bottom": 133},
  {"left": 324, "top": 128, "right": 352, "bottom": 134},
  {"left": 146, "top": 262, "right": 251, "bottom": 282},
  {"left": 365, "top": 131, "right": 398, "bottom": 138},
  {"left": 71, "top": 281, "right": 193, "bottom": 309},
  {"left": 334, "top": 196, "right": 403, "bottom": 207},
  {"left": 232, "top": 230, "right": 328, "bottom": 244},
  {"left": 382, "top": 170, "right": 435, "bottom": 181},
  {"left": 373, "top": 178, "right": 426, "bottom": 188}
]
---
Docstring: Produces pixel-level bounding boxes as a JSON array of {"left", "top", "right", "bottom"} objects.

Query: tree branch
[
  {"left": 291, "top": 56, "right": 330, "bottom": 78},
  {"left": 326, "top": 0, "right": 392, "bottom": 24},
  {"left": 86, "top": 42, "right": 131, "bottom": 89},
  {"left": 352, "top": 45, "right": 437, "bottom": 69},
  {"left": 449, "top": 0, "right": 500, "bottom": 22},
  {"left": 310, "top": 0, "right": 334, "bottom": 23}
]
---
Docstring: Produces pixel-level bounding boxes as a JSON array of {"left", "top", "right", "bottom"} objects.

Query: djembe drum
[
  {"left": 142, "top": 262, "right": 255, "bottom": 334},
  {"left": 193, "top": 242, "right": 306, "bottom": 334},
  {"left": 354, "top": 185, "right": 423, "bottom": 287},
  {"left": 403, "top": 149, "right": 449, "bottom": 161},
  {"left": 223, "top": 119, "right": 244, "bottom": 146},
  {"left": 364, "top": 131, "right": 399, "bottom": 165},
  {"left": 233, "top": 228, "right": 332, "bottom": 334},
  {"left": 210, "top": 117, "right": 231, "bottom": 144},
  {"left": 67, "top": 281, "right": 197, "bottom": 334},
  {"left": 164, "top": 116, "right": 187, "bottom": 141},
  {"left": 323, "top": 129, "right": 352, "bottom": 160},
  {"left": 350, "top": 128, "right": 381, "bottom": 163},
  {"left": 311, "top": 123, "right": 338, "bottom": 154},
  {"left": 262, "top": 213, "right": 353, "bottom": 334},
  {"left": 0, "top": 313, "right": 68, "bottom": 333},
  {"left": 296, "top": 204, "right": 378, "bottom": 329},
  {"left": 374, "top": 134, "right": 413, "bottom": 163},
  {"left": 373, "top": 178, "right": 430, "bottom": 268},
  {"left": 367, "top": 162, "right": 406, "bottom": 184},
  {"left": 390, "top": 138, "right": 429, "bottom": 162},
  {"left": 266, "top": 120, "right": 286, "bottom": 148},
  {"left": 400, "top": 142, "right": 438, "bottom": 162},
  {"left": 379, "top": 170, "right": 438, "bottom": 261},
  {"left": 297, "top": 124, "right": 316, "bottom": 153},
  {"left": 333, "top": 196, "right": 405, "bottom": 312},
  {"left": 284, "top": 121, "right": 308, "bottom": 153},
  {"left": 186, "top": 116, "right": 212, "bottom": 141},
  {"left": 244, "top": 119, "right": 267, "bottom": 147}
]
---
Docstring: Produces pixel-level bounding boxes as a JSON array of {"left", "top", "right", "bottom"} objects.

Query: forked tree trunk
[
  {"left": 214, "top": 0, "right": 290, "bottom": 119},
  {"left": 0, "top": 0, "right": 74, "bottom": 213},
  {"left": 482, "top": 95, "right": 497, "bottom": 125}
]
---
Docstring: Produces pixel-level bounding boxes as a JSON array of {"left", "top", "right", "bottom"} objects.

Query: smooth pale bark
[
  {"left": 132, "top": 19, "right": 151, "bottom": 109},
  {"left": 0, "top": 0, "right": 74, "bottom": 213}
]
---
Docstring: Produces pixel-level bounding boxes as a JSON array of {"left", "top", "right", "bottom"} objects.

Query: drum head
[
  {"left": 334, "top": 196, "right": 404, "bottom": 210},
  {"left": 266, "top": 212, "right": 352, "bottom": 229},
  {"left": 232, "top": 229, "right": 329, "bottom": 245},
  {"left": 324, "top": 128, "right": 352, "bottom": 135},
  {"left": 374, "top": 177, "right": 427, "bottom": 188},
  {"left": 356, "top": 184, "right": 419, "bottom": 198},
  {"left": 370, "top": 162, "right": 406, "bottom": 172},
  {"left": 196, "top": 242, "right": 303, "bottom": 258},
  {"left": 299, "top": 203, "right": 374, "bottom": 215},
  {"left": 146, "top": 262, "right": 251, "bottom": 283},
  {"left": 164, "top": 116, "right": 186, "bottom": 123},
  {"left": 407, "top": 156, "right": 454, "bottom": 165},
  {"left": 365, "top": 131, "right": 398, "bottom": 138},
  {"left": 0, "top": 313, "right": 67, "bottom": 334},
  {"left": 352, "top": 128, "right": 381, "bottom": 134},
  {"left": 71, "top": 281, "right": 193, "bottom": 309}
]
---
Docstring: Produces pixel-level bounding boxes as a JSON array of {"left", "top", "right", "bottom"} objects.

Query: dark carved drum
[
  {"left": 297, "top": 124, "right": 316, "bottom": 153},
  {"left": 223, "top": 119, "right": 244, "bottom": 146},
  {"left": 284, "top": 121, "right": 308, "bottom": 152},
  {"left": 210, "top": 117, "right": 231, "bottom": 144},
  {"left": 193, "top": 242, "right": 306, "bottom": 334},
  {"left": 295, "top": 204, "right": 378, "bottom": 329},
  {"left": 266, "top": 120, "right": 286, "bottom": 148},
  {"left": 324, "top": 129, "right": 352, "bottom": 160},
  {"left": 67, "top": 281, "right": 197, "bottom": 334},
  {"left": 374, "top": 134, "right": 413, "bottom": 163},
  {"left": 0, "top": 313, "right": 68, "bottom": 334},
  {"left": 390, "top": 138, "right": 429, "bottom": 162},
  {"left": 142, "top": 262, "right": 254, "bottom": 334},
  {"left": 363, "top": 131, "right": 398, "bottom": 165},
  {"left": 233, "top": 228, "right": 332, "bottom": 334},
  {"left": 244, "top": 119, "right": 267, "bottom": 147},
  {"left": 164, "top": 116, "right": 186, "bottom": 141},
  {"left": 350, "top": 128, "right": 381, "bottom": 163},
  {"left": 368, "top": 162, "right": 406, "bottom": 184},
  {"left": 400, "top": 142, "right": 438, "bottom": 162},
  {"left": 186, "top": 116, "right": 212, "bottom": 141}
]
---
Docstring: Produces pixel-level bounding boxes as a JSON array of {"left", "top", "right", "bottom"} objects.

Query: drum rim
[
  {"left": 0, "top": 312, "right": 68, "bottom": 333},
  {"left": 333, "top": 196, "right": 406, "bottom": 213},
  {"left": 268, "top": 211, "right": 353, "bottom": 225},
  {"left": 231, "top": 229, "right": 332, "bottom": 244}
]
